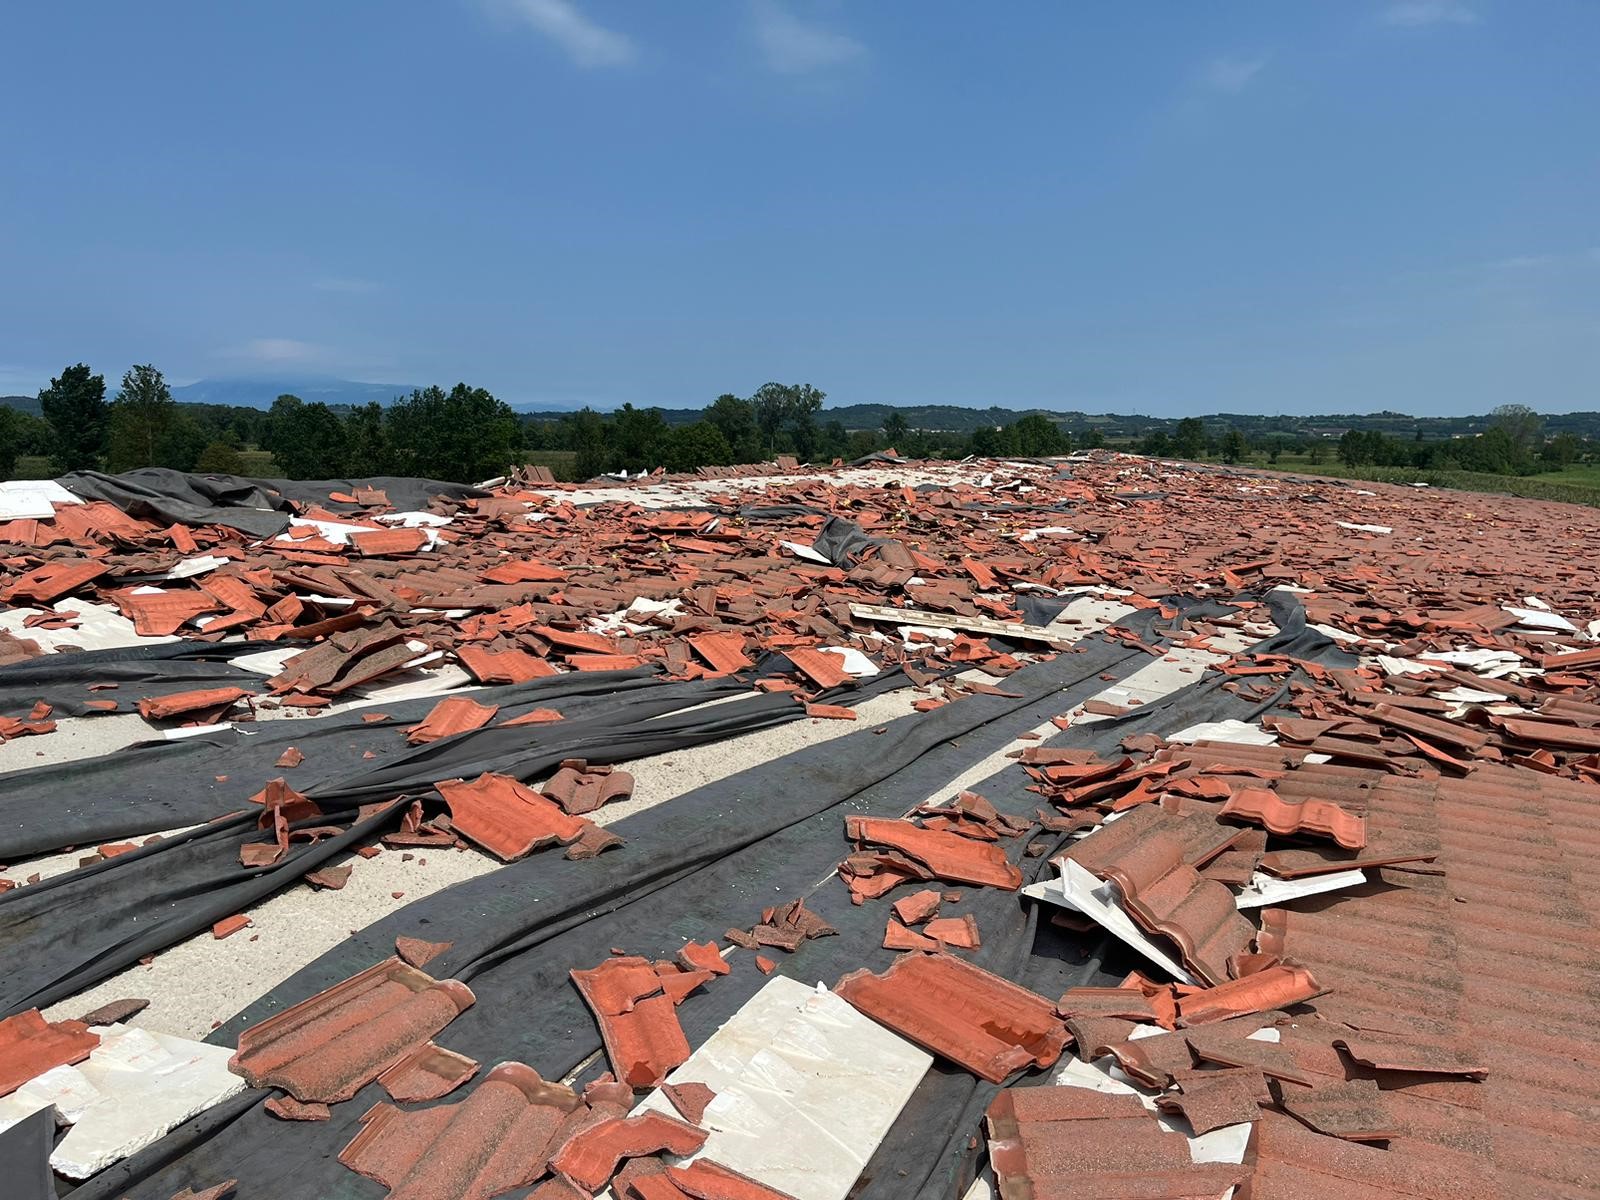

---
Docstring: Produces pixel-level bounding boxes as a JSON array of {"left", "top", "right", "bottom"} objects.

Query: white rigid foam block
[{"left": 635, "top": 977, "right": 931, "bottom": 1200}]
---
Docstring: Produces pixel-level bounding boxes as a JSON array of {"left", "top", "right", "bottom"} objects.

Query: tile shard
[
  {"left": 664, "top": 1158, "right": 800, "bottom": 1200},
  {"left": 0, "top": 1010, "right": 99, "bottom": 1098},
  {"left": 229, "top": 957, "right": 475, "bottom": 1103},
  {"left": 437, "top": 772, "right": 590, "bottom": 860},
  {"left": 834, "top": 953, "right": 1066, "bottom": 1084},
  {"left": 377, "top": 1042, "right": 479, "bottom": 1102},
  {"left": 1175, "top": 963, "right": 1326, "bottom": 1026},
  {"left": 404, "top": 696, "right": 498, "bottom": 745},
  {"left": 338, "top": 1062, "right": 581, "bottom": 1200}
]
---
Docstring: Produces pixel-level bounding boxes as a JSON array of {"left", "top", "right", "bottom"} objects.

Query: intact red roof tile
[
  {"left": 549, "top": 1111, "right": 708, "bottom": 1191},
  {"left": 339, "top": 1062, "right": 581, "bottom": 1199},
  {"left": 1097, "top": 827, "right": 1255, "bottom": 987},
  {"left": 0, "top": 1009, "right": 99, "bottom": 1097},
  {"left": 229, "top": 956, "right": 475, "bottom": 1103},
  {"left": 572, "top": 956, "right": 694, "bottom": 1089},
  {"left": 1245, "top": 1110, "right": 1493, "bottom": 1200},
  {"left": 436, "top": 772, "right": 590, "bottom": 860},
  {"left": 136, "top": 686, "right": 253, "bottom": 721},
  {"left": 404, "top": 696, "right": 499, "bottom": 744},
  {"left": 834, "top": 952, "right": 1066, "bottom": 1083},
  {"left": 986, "top": 1085, "right": 1249, "bottom": 1199},
  {"left": 845, "top": 816, "right": 1022, "bottom": 890},
  {"left": 377, "top": 1042, "right": 479, "bottom": 1102},
  {"left": 1221, "top": 786, "right": 1366, "bottom": 850}
]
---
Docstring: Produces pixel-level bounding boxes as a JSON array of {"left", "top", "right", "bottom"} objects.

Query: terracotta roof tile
[
  {"left": 229, "top": 957, "right": 475, "bottom": 1103},
  {"left": 136, "top": 686, "right": 254, "bottom": 721},
  {"left": 845, "top": 816, "right": 1023, "bottom": 890},
  {"left": 571, "top": 956, "right": 694, "bottom": 1089},
  {"left": 834, "top": 952, "right": 1066, "bottom": 1083},
  {"left": 549, "top": 1111, "right": 707, "bottom": 1191},
  {"left": 436, "top": 772, "right": 590, "bottom": 860},
  {"left": 376, "top": 1042, "right": 479, "bottom": 1102},
  {"left": 0, "top": 1009, "right": 99, "bottom": 1097},
  {"left": 404, "top": 696, "right": 499, "bottom": 744},
  {"left": 662, "top": 1158, "right": 799, "bottom": 1200}
]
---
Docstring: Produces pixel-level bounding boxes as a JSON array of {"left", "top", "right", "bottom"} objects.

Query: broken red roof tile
[
  {"left": 1275, "top": 1077, "right": 1399, "bottom": 1142},
  {"left": 377, "top": 1042, "right": 479, "bottom": 1102},
  {"left": 436, "top": 772, "right": 590, "bottom": 860},
  {"left": 395, "top": 936, "right": 453, "bottom": 969},
  {"left": 1220, "top": 786, "right": 1366, "bottom": 850},
  {"left": 883, "top": 919, "right": 939, "bottom": 951},
  {"left": 349, "top": 526, "right": 430, "bottom": 557},
  {"left": 1155, "top": 1068, "right": 1268, "bottom": 1135},
  {"left": 572, "top": 956, "right": 694, "bottom": 1089},
  {"left": 0, "top": 1009, "right": 99, "bottom": 1097},
  {"left": 274, "top": 746, "right": 305, "bottom": 768},
  {"left": 136, "top": 686, "right": 253, "bottom": 721},
  {"left": 543, "top": 761, "right": 635, "bottom": 815},
  {"left": 339, "top": 1062, "right": 581, "bottom": 1200},
  {"left": 456, "top": 644, "right": 557, "bottom": 684},
  {"left": 212, "top": 914, "right": 252, "bottom": 939},
  {"left": 663, "top": 1159, "right": 798, "bottom": 1200},
  {"left": 550, "top": 1111, "right": 708, "bottom": 1191},
  {"left": 230, "top": 956, "right": 475, "bottom": 1103},
  {"left": 804, "top": 702, "right": 857, "bottom": 720},
  {"left": 834, "top": 952, "right": 1066, "bottom": 1083},
  {"left": 265, "top": 1094, "right": 331, "bottom": 1121},
  {"left": 845, "top": 816, "right": 1022, "bottom": 890},
  {"left": 168, "top": 1181, "right": 238, "bottom": 1200},
  {"left": 405, "top": 696, "right": 499, "bottom": 745},
  {"left": 1056, "top": 985, "right": 1170, "bottom": 1027},
  {"left": 676, "top": 940, "right": 730, "bottom": 976},
  {"left": 1176, "top": 963, "right": 1325, "bottom": 1026},
  {"left": 689, "top": 631, "right": 753, "bottom": 675},
  {"left": 0, "top": 559, "right": 109, "bottom": 604}
]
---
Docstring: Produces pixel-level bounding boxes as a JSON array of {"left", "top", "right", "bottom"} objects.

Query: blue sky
[{"left": 2, "top": 1, "right": 1596, "bottom": 414}]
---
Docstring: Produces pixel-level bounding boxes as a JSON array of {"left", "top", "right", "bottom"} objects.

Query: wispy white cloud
[
  {"left": 751, "top": 0, "right": 864, "bottom": 74},
  {"left": 480, "top": 0, "right": 635, "bottom": 68},
  {"left": 1199, "top": 55, "right": 1269, "bottom": 94},
  {"left": 232, "top": 338, "right": 326, "bottom": 366},
  {"left": 1381, "top": 2, "right": 1480, "bottom": 28},
  {"left": 312, "top": 276, "right": 380, "bottom": 295}
]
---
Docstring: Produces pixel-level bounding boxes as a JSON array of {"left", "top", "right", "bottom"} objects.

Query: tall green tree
[
  {"left": 344, "top": 402, "right": 394, "bottom": 476},
  {"left": 611, "top": 404, "right": 669, "bottom": 472},
  {"left": 881, "top": 410, "right": 910, "bottom": 447},
  {"left": 1171, "top": 417, "right": 1206, "bottom": 460},
  {"left": 0, "top": 406, "right": 20, "bottom": 478},
  {"left": 106, "top": 364, "right": 176, "bottom": 471},
  {"left": 664, "top": 422, "right": 733, "bottom": 472},
  {"left": 387, "top": 384, "right": 523, "bottom": 482},
  {"left": 1010, "top": 414, "right": 1067, "bottom": 456},
  {"left": 563, "top": 408, "right": 610, "bottom": 479},
  {"left": 38, "top": 363, "right": 109, "bottom": 471},
  {"left": 1489, "top": 404, "right": 1541, "bottom": 468},
  {"left": 1220, "top": 428, "right": 1248, "bottom": 464},
  {"left": 266, "top": 395, "right": 350, "bottom": 478},
  {"left": 750, "top": 382, "right": 825, "bottom": 456},
  {"left": 705, "top": 394, "right": 757, "bottom": 457}
]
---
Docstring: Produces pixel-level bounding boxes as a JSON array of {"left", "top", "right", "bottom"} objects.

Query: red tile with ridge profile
[
  {"left": 688, "top": 631, "right": 753, "bottom": 675},
  {"left": 377, "top": 1042, "right": 479, "bottom": 1102},
  {"left": 549, "top": 1111, "right": 708, "bottom": 1191},
  {"left": 1175, "top": 963, "right": 1325, "bottom": 1026},
  {"left": 339, "top": 1062, "right": 581, "bottom": 1200},
  {"left": 404, "top": 696, "right": 499, "bottom": 745},
  {"left": 436, "top": 772, "right": 590, "bottom": 860},
  {"left": 663, "top": 1158, "right": 798, "bottom": 1200},
  {"left": 349, "top": 526, "right": 429, "bottom": 557},
  {"left": 229, "top": 956, "right": 475, "bottom": 1103},
  {"left": 543, "top": 761, "right": 635, "bottom": 815},
  {"left": 784, "top": 647, "right": 852, "bottom": 689},
  {"left": 0, "top": 559, "right": 109, "bottom": 604},
  {"left": 135, "top": 686, "right": 255, "bottom": 721},
  {"left": 845, "top": 816, "right": 1023, "bottom": 890},
  {"left": 1220, "top": 787, "right": 1366, "bottom": 850},
  {"left": 456, "top": 644, "right": 557, "bottom": 684},
  {"left": 834, "top": 952, "right": 1066, "bottom": 1083},
  {"left": 0, "top": 1009, "right": 99, "bottom": 1097}
]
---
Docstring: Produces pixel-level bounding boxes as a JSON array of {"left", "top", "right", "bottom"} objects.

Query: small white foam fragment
[
  {"left": 1505, "top": 606, "right": 1579, "bottom": 633},
  {"left": 49, "top": 1027, "right": 247, "bottom": 1180},
  {"left": 634, "top": 978, "right": 930, "bottom": 1200},
  {"left": 0, "top": 1063, "right": 100, "bottom": 1134},
  {"left": 1233, "top": 869, "right": 1367, "bottom": 910},
  {"left": 1337, "top": 521, "right": 1392, "bottom": 534},
  {"left": 1017, "top": 526, "right": 1076, "bottom": 542},
  {"left": 781, "top": 540, "right": 832, "bottom": 564},
  {"left": 1166, "top": 719, "right": 1278, "bottom": 746},
  {"left": 1376, "top": 655, "right": 1429, "bottom": 676},
  {"left": 1433, "top": 685, "right": 1510, "bottom": 705},
  {"left": 820, "top": 646, "right": 879, "bottom": 677}
]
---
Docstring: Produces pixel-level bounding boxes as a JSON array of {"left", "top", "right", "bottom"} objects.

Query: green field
[{"left": 1235, "top": 452, "right": 1600, "bottom": 509}]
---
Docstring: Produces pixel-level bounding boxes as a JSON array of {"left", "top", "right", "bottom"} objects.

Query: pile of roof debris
[{"left": 1, "top": 453, "right": 1598, "bottom": 1199}]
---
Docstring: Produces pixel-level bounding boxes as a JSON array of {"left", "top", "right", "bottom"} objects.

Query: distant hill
[
  {"left": 170, "top": 377, "right": 418, "bottom": 410},
  {"left": 1, "top": 395, "right": 42, "bottom": 416}
]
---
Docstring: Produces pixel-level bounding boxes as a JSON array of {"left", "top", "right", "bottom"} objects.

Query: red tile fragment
[
  {"left": 925, "top": 914, "right": 981, "bottom": 948},
  {"left": 662, "top": 1080, "right": 715, "bottom": 1124},
  {"left": 377, "top": 1041, "right": 479, "bottom": 1102},
  {"left": 676, "top": 940, "right": 730, "bottom": 976},
  {"left": 265, "top": 1095, "right": 331, "bottom": 1121},
  {"left": 168, "top": 1182, "right": 238, "bottom": 1200},
  {"left": 136, "top": 686, "right": 253, "bottom": 721},
  {"left": 0, "top": 1010, "right": 99, "bottom": 1097},
  {"left": 1176, "top": 963, "right": 1325, "bottom": 1027},
  {"left": 664, "top": 1159, "right": 798, "bottom": 1200},
  {"left": 212, "top": 914, "right": 252, "bottom": 939},
  {"left": 1154, "top": 1069, "right": 1268, "bottom": 1135},
  {"left": 1276, "top": 1077, "right": 1399, "bottom": 1142},
  {"left": 834, "top": 953, "right": 1066, "bottom": 1083},
  {"left": 803, "top": 702, "right": 857, "bottom": 720},
  {"left": 349, "top": 526, "right": 430, "bottom": 557},
  {"left": 543, "top": 760, "right": 635, "bottom": 815},
  {"left": 754, "top": 955, "right": 777, "bottom": 974},
  {"left": 550, "top": 1110, "right": 708, "bottom": 1191},
  {"left": 572, "top": 956, "right": 694, "bottom": 1089},
  {"left": 457, "top": 644, "right": 557, "bottom": 684},
  {"left": 274, "top": 746, "right": 305, "bottom": 768},
  {"left": 229, "top": 956, "right": 475, "bottom": 1103},
  {"left": 883, "top": 919, "right": 939, "bottom": 952},
  {"left": 395, "top": 936, "right": 453, "bottom": 969},
  {"left": 784, "top": 648, "right": 852, "bottom": 689},
  {"left": 891, "top": 888, "right": 941, "bottom": 925}
]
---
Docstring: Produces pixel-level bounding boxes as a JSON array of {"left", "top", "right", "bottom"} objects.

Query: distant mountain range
[{"left": 170, "top": 377, "right": 418, "bottom": 409}]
